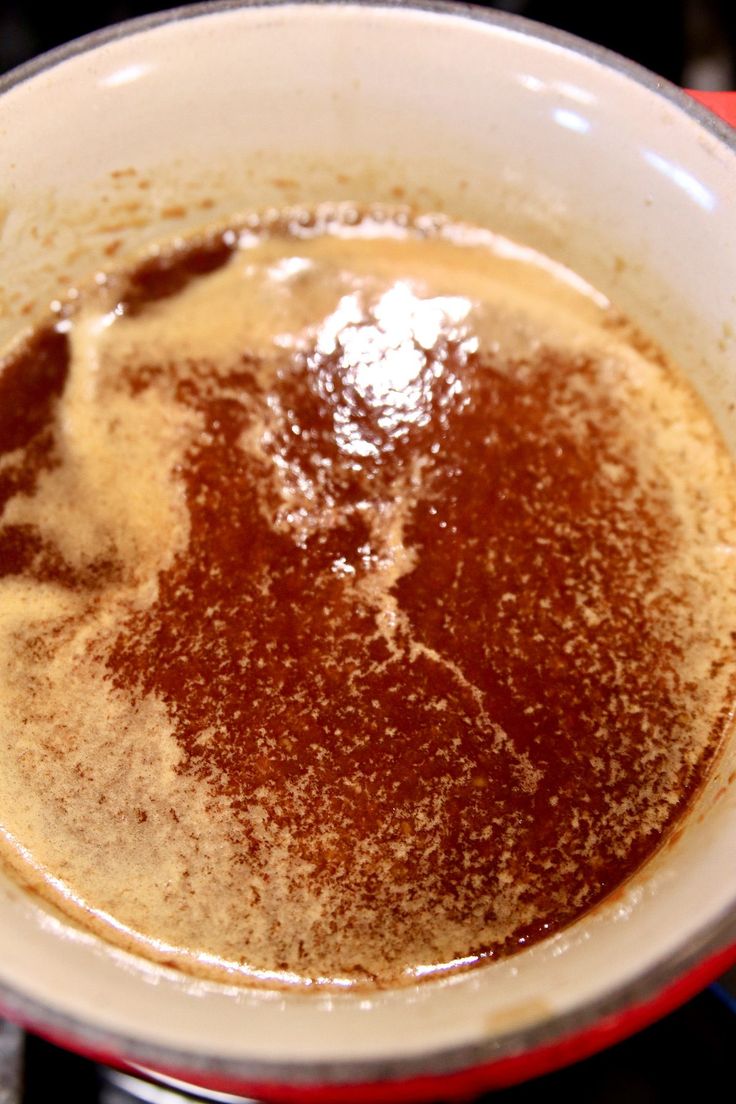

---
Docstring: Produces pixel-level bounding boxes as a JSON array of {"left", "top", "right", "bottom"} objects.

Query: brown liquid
[{"left": 1, "top": 207, "right": 735, "bottom": 988}]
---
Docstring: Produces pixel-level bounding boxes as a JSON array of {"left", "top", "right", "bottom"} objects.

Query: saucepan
[{"left": 0, "top": 2, "right": 735, "bottom": 1099}]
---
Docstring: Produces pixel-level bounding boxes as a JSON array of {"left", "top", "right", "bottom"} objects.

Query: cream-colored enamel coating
[{"left": 0, "top": 1, "right": 735, "bottom": 1081}]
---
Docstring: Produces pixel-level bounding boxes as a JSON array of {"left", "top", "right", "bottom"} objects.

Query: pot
[{"left": 0, "top": 3, "right": 735, "bottom": 1099}]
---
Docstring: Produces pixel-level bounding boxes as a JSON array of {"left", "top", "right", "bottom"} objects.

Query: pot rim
[
  {"left": 1, "top": 918, "right": 735, "bottom": 1095},
  {"left": 1, "top": 0, "right": 736, "bottom": 1093},
  {"left": 1, "top": 0, "right": 735, "bottom": 155}
]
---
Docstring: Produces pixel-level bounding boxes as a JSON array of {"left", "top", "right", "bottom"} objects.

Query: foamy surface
[{"left": 0, "top": 207, "right": 735, "bottom": 988}]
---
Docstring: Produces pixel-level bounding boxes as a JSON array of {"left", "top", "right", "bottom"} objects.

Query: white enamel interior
[{"left": 1, "top": 1, "right": 735, "bottom": 1084}]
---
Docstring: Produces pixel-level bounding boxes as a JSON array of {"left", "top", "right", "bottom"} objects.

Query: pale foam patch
[
  {"left": 2, "top": 310, "right": 198, "bottom": 583},
  {"left": 0, "top": 580, "right": 295, "bottom": 979}
]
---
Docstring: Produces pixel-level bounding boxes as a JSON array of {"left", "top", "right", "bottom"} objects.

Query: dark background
[{"left": 1, "top": 0, "right": 735, "bottom": 1100}]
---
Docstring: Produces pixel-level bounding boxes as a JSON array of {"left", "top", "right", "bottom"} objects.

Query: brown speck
[
  {"left": 111, "top": 167, "right": 137, "bottom": 179},
  {"left": 161, "top": 205, "right": 187, "bottom": 219},
  {"left": 104, "top": 239, "right": 122, "bottom": 258},
  {"left": 271, "top": 178, "right": 297, "bottom": 190},
  {"left": 98, "top": 220, "right": 149, "bottom": 232},
  {"left": 719, "top": 323, "right": 734, "bottom": 353},
  {"left": 390, "top": 186, "right": 405, "bottom": 200}
]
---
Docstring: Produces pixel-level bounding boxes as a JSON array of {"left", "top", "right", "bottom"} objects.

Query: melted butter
[{"left": 0, "top": 208, "right": 735, "bottom": 989}]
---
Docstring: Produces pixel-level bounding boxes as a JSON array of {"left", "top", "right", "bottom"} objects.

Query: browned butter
[{"left": 0, "top": 205, "right": 735, "bottom": 989}]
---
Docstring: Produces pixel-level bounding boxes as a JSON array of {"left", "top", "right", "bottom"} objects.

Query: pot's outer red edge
[
  {"left": 685, "top": 90, "right": 736, "bottom": 126},
  {"left": 5, "top": 941, "right": 736, "bottom": 1101}
]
